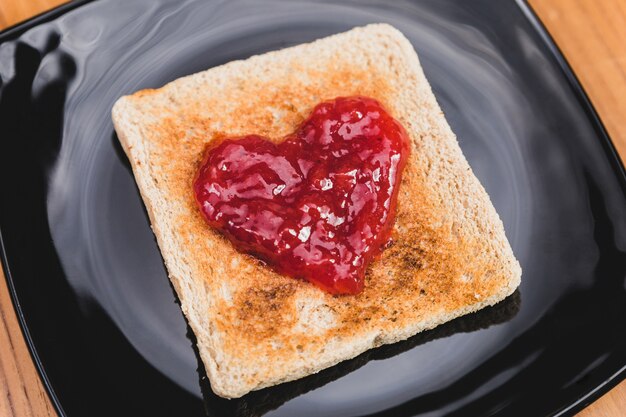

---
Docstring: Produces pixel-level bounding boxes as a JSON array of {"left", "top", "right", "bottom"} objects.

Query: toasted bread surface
[{"left": 112, "top": 24, "right": 521, "bottom": 398}]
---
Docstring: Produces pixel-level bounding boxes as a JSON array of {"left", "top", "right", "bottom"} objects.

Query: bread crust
[{"left": 112, "top": 24, "right": 521, "bottom": 398}]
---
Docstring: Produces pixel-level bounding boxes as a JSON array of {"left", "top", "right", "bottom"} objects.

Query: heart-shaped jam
[{"left": 193, "top": 96, "right": 409, "bottom": 294}]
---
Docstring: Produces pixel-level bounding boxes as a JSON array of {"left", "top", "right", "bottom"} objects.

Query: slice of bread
[{"left": 112, "top": 23, "right": 521, "bottom": 399}]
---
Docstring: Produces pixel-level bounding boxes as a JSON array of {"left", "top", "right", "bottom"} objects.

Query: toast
[{"left": 112, "top": 24, "right": 521, "bottom": 398}]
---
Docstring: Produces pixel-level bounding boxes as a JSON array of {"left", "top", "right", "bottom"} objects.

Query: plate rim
[
  {"left": 0, "top": 1, "right": 624, "bottom": 416},
  {"left": 513, "top": 1, "right": 626, "bottom": 414},
  {"left": 0, "top": 2, "right": 95, "bottom": 417}
]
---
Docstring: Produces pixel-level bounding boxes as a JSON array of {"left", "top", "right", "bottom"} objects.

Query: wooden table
[{"left": 0, "top": 0, "right": 625, "bottom": 416}]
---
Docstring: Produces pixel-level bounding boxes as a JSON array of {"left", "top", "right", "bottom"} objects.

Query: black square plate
[{"left": 1, "top": 0, "right": 625, "bottom": 416}]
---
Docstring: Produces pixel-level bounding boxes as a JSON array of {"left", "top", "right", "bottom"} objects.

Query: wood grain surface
[{"left": 0, "top": 0, "right": 625, "bottom": 416}]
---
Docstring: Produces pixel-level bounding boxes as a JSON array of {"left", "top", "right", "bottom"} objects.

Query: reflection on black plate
[{"left": 0, "top": 0, "right": 625, "bottom": 416}]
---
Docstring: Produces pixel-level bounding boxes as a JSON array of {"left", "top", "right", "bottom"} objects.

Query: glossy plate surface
[{"left": 1, "top": 0, "right": 625, "bottom": 416}]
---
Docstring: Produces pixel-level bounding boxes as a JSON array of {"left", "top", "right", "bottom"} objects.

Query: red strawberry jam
[{"left": 193, "top": 96, "right": 409, "bottom": 295}]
